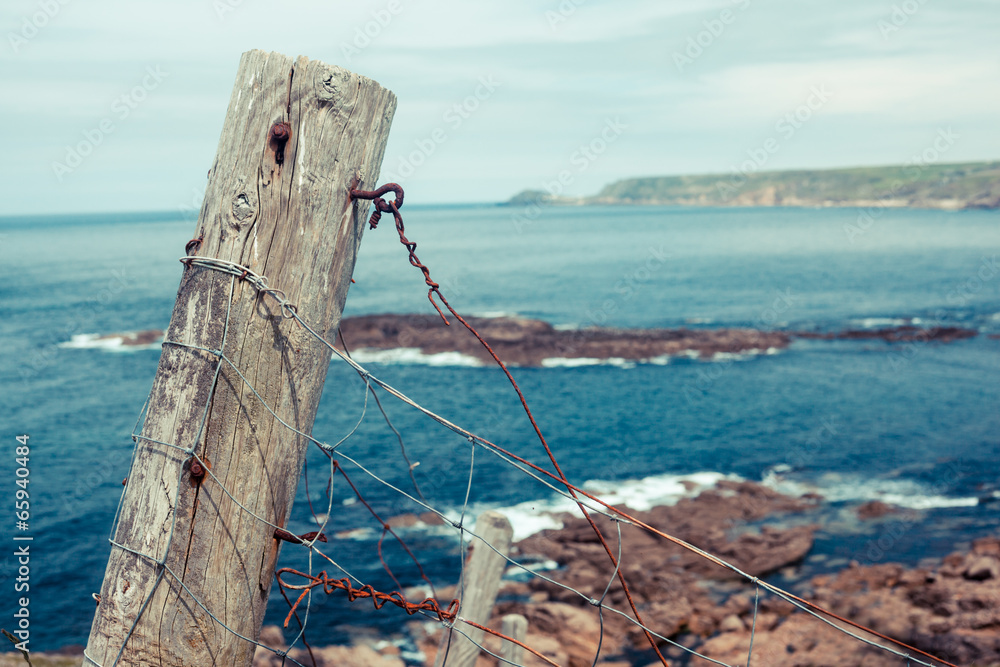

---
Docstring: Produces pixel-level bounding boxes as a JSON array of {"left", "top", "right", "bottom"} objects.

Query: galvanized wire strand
[
  {"left": 84, "top": 553, "right": 310, "bottom": 667},
  {"left": 754, "top": 583, "right": 935, "bottom": 666},
  {"left": 295, "top": 313, "right": 625, "bottom": 524},
  {"left": 330, "top": 448, "right": 741, "bottom": 666},
  {"left": 160, "top": 338, "right": 368, "bottom": 454},
  {"left": 95, "top": 275, "right": 238, "bottom": 667},
  {"left": 312, "top": 310, "right": 956, "bottom": 667},
  {"left": 444, "top": 619, "right": 550, "bottom": 667},
  {"left": 339, "top": 333, "right": 428, "bottom": 503},
  {"left": 289, "top": 303, "right": 952, "bottom": 667},
  {"left": 747, "top": 580, "right": 760, "bottom": 667},
  {"left": 440, "top": 436, "right": 478, "bottom": 667},
  {"left": 110, "top": 392, "right": 153, "bottom": 539},
  {"left": 153, "top": 255, "right": 956, "bottom": 667},
  {"left": 590, "top": 517, "right": 622, "bottom": 667}
]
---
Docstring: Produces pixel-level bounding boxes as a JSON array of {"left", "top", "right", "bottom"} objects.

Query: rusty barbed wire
[
  {"left": 350, "top": 183, "right": 452, "bottom": 323},
  {"left": 351, "top": 182, "right": 673, "bottom": 666},
  {"left": 275, "top": 568, "right": 459, "bottom": 628}
]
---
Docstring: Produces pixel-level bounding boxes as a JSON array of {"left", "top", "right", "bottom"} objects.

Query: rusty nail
[
  {"left": 270, "top": 122, "right": 291, "bottom": 165},
  {"left": 122, "top": 477, "right": 128, "bottom": 486},
  {"left": 270, "top": 122, "right": 290, "bottom": 141},
  {"left": 190, "top": 461, "right": 205, "bottom": 479}
]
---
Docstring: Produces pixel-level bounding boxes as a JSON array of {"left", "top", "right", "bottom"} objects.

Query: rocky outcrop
[
  {"left": 339, "top": 315, "right": 979, "bottom": 367},
  {"left": 21, "top": 532, "right": 996, "bottom": 667},
  {"left": 796, "top": 325, "right": 978, "bottom": 344},
  {"left": 700, "top": 538, "right": 1000, "bottom": 667},
  {"left": 68, "top": 317, "right": 980, "bottom": 365},
  {"left": 338, "top": 314, "right": 790, "bottom": 366},
  {"left": 458, "top": 483, "right": 819, "bottom": 660},
  {"left": 95, "top": 329, "right": 163, "bottom": 346},
  {"left": 414, "top": 487, "right": 992, "bottom": 667}
]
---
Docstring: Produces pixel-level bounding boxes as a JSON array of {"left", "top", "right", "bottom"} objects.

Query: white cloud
[{"left": 2, "top": 0, "right": 999, "bottom": 213}]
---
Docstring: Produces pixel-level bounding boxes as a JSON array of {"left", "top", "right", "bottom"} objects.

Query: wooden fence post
[
  {"left": 500, "top": 614, "right": 528, "bottom": 666},
  {"left": 84, "top": 49, "right": 396, "bottom": 666},
  {"left": 435, "top": 511, "right": 514, "bottom": 667}
]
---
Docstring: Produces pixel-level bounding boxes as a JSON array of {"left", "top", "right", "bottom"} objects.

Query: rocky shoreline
[{"left": 28, "top": 483, "right": 998, "bottom": 666}]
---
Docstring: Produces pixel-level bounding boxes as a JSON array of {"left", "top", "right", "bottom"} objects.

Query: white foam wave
[
  {"left": 540, "top": 357, "right": 636, "bottom": 369},
  {"left": 455, "top": 471, "right": 742, "bottom": 541},
  {"left": 540, "top": 347, "right": 780, "bottom": 368},
  {"left": 710, "top": 348, "right": 769, "bottom": 362},
  {"left": 851, "top": 317, "right": 911, "bottom": 329},
  {"left": 345, "top": 347, "right": 484, "bottom": 367},
  {"left": 470, "top": 311, "right": 520, "bottom": 319},
  {"left": 762, "top": 469, "right": 979, "bottom": 510},
  {"left": 58, "top": 333, "right": 161, "bottom": 351}
]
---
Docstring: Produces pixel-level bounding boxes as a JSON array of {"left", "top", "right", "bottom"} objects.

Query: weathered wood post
[
  {"left": 500, "top": 614, "right": 528, "bottom": 665},
  {"left": 84, "top": 50, "right": 396, "bottom": 666},
  {"left": 435, "top": 511, "right": 514, "bottom": 667}
]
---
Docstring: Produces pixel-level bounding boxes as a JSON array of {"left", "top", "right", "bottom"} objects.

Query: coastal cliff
[{"left": 506, "top": 161, "right": 1000, "bottom": 210}]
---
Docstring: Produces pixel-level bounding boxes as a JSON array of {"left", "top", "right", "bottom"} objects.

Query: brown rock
[
  {"left": 94, "top": 329, "right": 164, "bottom": 346},
  {"left": 794, "top": 325, "right": 977, "bottom": 344},
  {"left": 385, "top": 513, "right": 420, "bottom": 528},
  {"left": 855, "top": 500, "right": 898, "bottom": 519},
  {"left": 290, "top": 644, "right": 404, "bottom": 667},
  {"left": 258, "top": 625, "right": 286, "bottom": 649},
  {"left": 964, "top": 555, "right": 1000, "bottom": 581},
  {"left": 419, "top": 511, "right": 445, "bottom": 526},
  {"left": 512, "top": 481, "right": 820, "bottom": 657},
  {"left": 252, "top": 625, "right": 289, "bottom": 667},
  {"left": 719, "top": 614, "right": 745, "bottom": 633}
]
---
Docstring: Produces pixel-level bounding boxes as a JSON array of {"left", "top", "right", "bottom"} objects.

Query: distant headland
[{"left": 504, "top": 160, "right": 1000, "bottom": 210}]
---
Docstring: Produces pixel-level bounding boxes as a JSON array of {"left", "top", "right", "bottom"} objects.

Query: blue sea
[{"left": 1, "top": 204, "right": 999, "bottom": 652}]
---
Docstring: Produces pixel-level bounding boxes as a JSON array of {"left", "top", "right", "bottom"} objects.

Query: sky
[{"left": 2, "top": 0, "right": 998, "bottom": 215}]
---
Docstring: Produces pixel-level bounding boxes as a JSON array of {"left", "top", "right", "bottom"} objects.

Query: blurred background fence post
[
  {"left": 500, "top": 614, "right": 528, "bottom": 665},
  {"left": 436, "top": 510, "right": 514, "bottom": 667}
]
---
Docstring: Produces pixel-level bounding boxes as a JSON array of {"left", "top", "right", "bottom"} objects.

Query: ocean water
[{"left": 1, "top": 204, "right": 999, "bottom": 651}]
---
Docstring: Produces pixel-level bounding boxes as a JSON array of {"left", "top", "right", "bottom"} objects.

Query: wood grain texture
[
  {"left": 85, "top": 50, "right": 396, "bottom": 666},
  {"left": 436, "top": 511, "right": 514, "bottom": 667}
]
